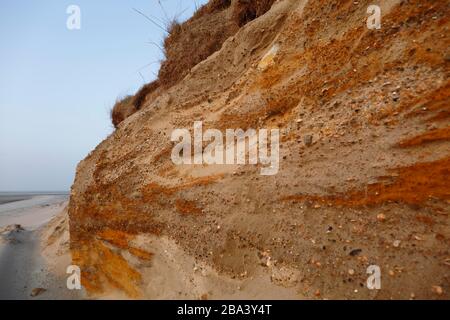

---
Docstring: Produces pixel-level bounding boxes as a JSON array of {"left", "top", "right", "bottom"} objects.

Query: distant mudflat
[
  {"left": 0, "top": 192, "right": 68, "bottom": 205},
  {"left": 0, "top": 195, "right": 32, "bottom": 205}
]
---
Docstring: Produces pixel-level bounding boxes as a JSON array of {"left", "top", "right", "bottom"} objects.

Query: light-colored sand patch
[
  {"left": 130, "top": 234, "right": 301, "bottom": 300},
  {"left": 0, "top": 196, "right": 68, "bottom": 230}
]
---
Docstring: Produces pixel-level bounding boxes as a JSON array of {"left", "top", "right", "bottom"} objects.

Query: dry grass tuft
[
  {"left": 193, "top": 0, "right": 232, "bottom": 18},
  {"left": 132, "top": 80, "right": 160, "bottom": 110},
  {"left": 158, "top": 3, "right": 238, "bottom": 88},
  {"left": 110, "top": 81, "right": 160, "bottom": 128},
  {"left": 111, "top": 0, "right": 276, "bottom": 128},
  {"left": 110, "top": 95, "right": 134, "bottom": 129}
]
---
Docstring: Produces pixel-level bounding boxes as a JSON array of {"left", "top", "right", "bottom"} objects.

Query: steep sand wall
[{"left": 69, "top": 0, "right": 449, "bottom": 299}]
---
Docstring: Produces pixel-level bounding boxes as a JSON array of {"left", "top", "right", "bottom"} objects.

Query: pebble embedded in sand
[
  {"left": 349, "top": 249, "right": 362, "bottom": 256},
  {"left": 304, "top": 135, "right": 313, "bottom": 146},
  {"left": 30, "top": 287, "right": 47, "bottom": 297},
  {"left": 432, "top": 285, "right": 443, "bottom": 295}
]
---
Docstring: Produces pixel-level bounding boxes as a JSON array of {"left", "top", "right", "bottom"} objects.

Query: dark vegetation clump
[
  {"left": 111, "top": 95, "right": 134, "bottom": 129},
  {"left": 111, "top": 0, "right": 276, "bottom": 128},
  {"left": 232, "top": 0, "right": 277, "bottom": 27},
  {"left": 193, "top": 0, "right": 232, "bottom": 18},
  {"left": 158, "top": 0, "right": 276, "bottom": 88},
  {"left": 111, "top": 81, "right": 160, "bottom": 128},
  {"left": 132, "top": 80, "right": 160, "bottom": 111},
  {"left": 157, "top": 1, "right": 237, "bottom": 88}
]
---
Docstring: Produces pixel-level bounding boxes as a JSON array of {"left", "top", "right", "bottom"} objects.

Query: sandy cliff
[{"left": 68, "top": 0, "right": 449, "bottom": 299}]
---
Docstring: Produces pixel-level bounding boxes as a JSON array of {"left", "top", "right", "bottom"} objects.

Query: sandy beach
[{"left": 0, "top": 194, "right": 84, "bottom": 300}]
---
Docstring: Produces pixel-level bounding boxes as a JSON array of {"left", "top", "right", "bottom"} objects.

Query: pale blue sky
[{"left": 0, "top": 0, "right": 207, "bottom": 191}]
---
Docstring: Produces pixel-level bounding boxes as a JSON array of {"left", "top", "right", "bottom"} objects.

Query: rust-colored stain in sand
[
  {"left": 283, "top": 157, "right": 450, "bottom": 207},
  {"left": 397, "top": 127, "right": 450, "bottom": 147},
  {"left": 72, "top": 229, "right": 153, "bottom": 298},
  {"left": 175, "top": 199, "right": 203, "bottom": 215}
]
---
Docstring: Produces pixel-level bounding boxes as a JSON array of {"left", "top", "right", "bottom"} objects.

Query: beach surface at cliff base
[{"left": 0, "top": 194, "right": 84, "bottom": 300}]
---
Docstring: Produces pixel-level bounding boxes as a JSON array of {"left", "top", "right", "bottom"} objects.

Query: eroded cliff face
[{"left": 69, "top": 0, "right": 450, "bottom": 299}]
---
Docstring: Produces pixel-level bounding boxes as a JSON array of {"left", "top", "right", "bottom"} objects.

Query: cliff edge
[{"left": 69, "top": 0, "right": 450, "bottom": 299}]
